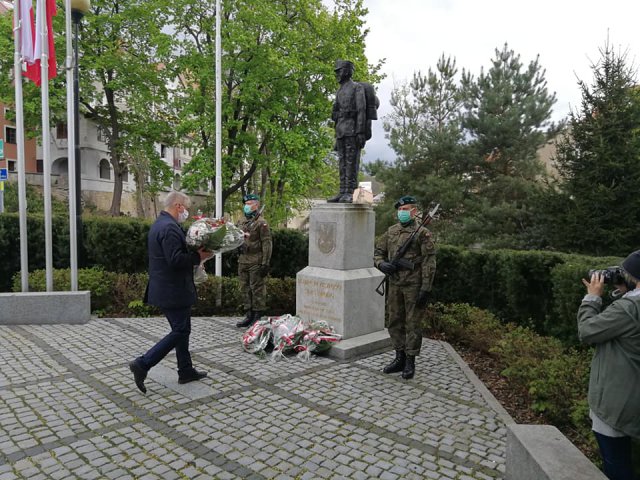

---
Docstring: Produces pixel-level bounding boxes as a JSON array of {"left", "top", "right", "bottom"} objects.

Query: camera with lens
[{"left": 587, "top": 266, "right": 626, "bottom": 285}]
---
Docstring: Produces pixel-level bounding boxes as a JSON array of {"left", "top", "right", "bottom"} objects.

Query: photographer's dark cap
[
  {"left": 243, "top": 193, "right": 259, "bottom": 203},
  {"left": 622, "top": 250, "right": 640, "bottom": 279},
  {"left": 394, "top": 195, "right": 417, "bottom": 209}
]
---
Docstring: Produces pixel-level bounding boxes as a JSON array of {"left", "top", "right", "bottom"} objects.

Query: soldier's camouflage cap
[
  {"left": 394, "top": 195, "right": 417, "bottom": 209},
  {"left": 243, "top": 193, "right": 260, "bottom": 203}
]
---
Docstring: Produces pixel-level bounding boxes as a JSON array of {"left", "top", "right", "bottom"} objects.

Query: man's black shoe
[
  {"left": 178, "top": 370, "right": 208, "bottom": 385},
  {"left": 129, "top": 360, "right": 147, "bottom": 394},
  {"left": 236, "top": 310, "right": 254, "bottom": 328}
]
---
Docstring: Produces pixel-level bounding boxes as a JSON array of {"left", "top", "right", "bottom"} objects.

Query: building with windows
[{"left": 0, "top": 104, "right": 38, "bottom": 175}]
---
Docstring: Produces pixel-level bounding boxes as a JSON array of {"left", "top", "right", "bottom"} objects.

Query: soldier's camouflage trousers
[
  {"left": 238, "top": 263, "right": 267, "bottom": 312},
  {"left": 386, "top": 282, "right": 422, "bottom": 356}
]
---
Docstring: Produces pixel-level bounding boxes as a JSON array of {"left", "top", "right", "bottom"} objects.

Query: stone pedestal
[
  {"left": 296, "top": 203, "right": 390, "bottom": 359},
  {"left": 0, "top": 291, "right": 91, "bottom": 324}
]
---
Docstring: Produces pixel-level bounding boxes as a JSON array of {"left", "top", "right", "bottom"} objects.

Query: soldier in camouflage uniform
[
  {"left": 236, "top": 194, "right": 273, "bottom": 328},
  {"left": 374, "top": 195, "right": 436, "bottom": 379}
]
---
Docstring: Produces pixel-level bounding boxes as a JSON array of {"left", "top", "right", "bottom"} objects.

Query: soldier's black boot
[
  {"left": 402, "top": 355, "right": 416, "bottom": 380},
  {"left": 383, "top": 350, "right": 406, "bottom": 374},
  {"left": 327, "top": 192, "right": 343, "bottom": 202},
  {"left": 252, "top": 311, "right": 264, "bottom": 323},
  {"left": 236, "top": 310, "right": 254, "bottom": 328}
]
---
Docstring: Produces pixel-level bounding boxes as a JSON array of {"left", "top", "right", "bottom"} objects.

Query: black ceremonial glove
[
  {"left": 378, "top": 261, "right": 397, "bottom": 275},
  {"left": 415, "top": 290, "right": 429, "bottom": 308}
]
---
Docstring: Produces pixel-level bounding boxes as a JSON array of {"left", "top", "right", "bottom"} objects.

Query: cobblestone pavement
[{"left": 0, "top": 317, "right": 512, "bottom": 479}]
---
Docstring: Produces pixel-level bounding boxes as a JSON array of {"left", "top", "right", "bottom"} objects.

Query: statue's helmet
[{"left": 334, "top": 60, "right": 355, "bottom": 73}]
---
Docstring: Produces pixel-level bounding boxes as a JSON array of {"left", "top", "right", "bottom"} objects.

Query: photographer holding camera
[{"left": 579, "top": 251, "right": 640, "bottom": 480}]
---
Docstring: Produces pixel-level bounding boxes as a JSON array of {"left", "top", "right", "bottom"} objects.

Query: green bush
[
  {"left": 13, "top": 266, "right": 117, "bottom": 312},
  {"left": 426, "top": 302, "right": 595, "bottom": 453},
  {"left": 422, "top": 302, "right": 504, "bottom": 353}
]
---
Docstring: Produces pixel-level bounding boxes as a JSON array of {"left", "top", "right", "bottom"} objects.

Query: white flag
[{"left": 16, "top": 0, "right": 36, "bottom": 63}]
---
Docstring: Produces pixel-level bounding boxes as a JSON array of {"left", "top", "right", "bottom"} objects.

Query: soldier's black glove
[
  {"left": 378, "top": 261, "right": 397, "bottom": 275},
  {"left": 258, "top": 264, "right": 270, "bottom": 276},
  {"left": 415, "top": 290, "right": 429, "bottom": 308}
]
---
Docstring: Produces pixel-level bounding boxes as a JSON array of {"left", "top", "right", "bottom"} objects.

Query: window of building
[
  {"left": 56, "top": 122, "right": 68, "bottom": 139},
  {"left": 160, "top": 144, "right": 167, "bottom": 159},
  {"left": 5, "top": 126, "right": 16, "bottom": 144},
  {"left": 122, "top": 167, "right": 129, "bottom": 182},
  {"left": 8, "top": 160, "right": 16, "bottom": 172},
  {"left": 36, "top": 159, "right": 43, "bottom": 173},
  {"left": 99, "top": 159, "right": 111, "bottom": 180},
  {"left": 97, "top": 125, "right": 107, "bottom": 142}
]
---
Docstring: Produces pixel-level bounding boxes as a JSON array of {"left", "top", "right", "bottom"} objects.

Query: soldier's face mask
[{"left": 397, "top": 210, "right": 411, "bottom": 223}]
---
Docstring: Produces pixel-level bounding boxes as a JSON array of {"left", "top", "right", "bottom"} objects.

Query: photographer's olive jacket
[{"left": 578, "top": 293, "right": 640, "bottom": 439}]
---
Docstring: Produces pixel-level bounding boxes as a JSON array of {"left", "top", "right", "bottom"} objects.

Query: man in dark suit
[{"left": 129, "top": 191, "right": 211, "bottom": 394}]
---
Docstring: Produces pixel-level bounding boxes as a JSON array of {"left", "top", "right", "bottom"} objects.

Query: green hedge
[
  {"left": 1, "top": 213, "right": 308, "bottom": 291},
  {"left": 14, "top": 267, "right": 295, "bottom": 318},
  {"left": 3, "top": 214, "right": 627, "bottom": 344},
  {"left": 431, "top": 246, "right": 622, "bottom": 344}
]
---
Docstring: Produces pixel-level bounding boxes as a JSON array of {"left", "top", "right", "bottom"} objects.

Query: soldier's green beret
[
  {"left": 243, "top": 193, "right": 260, "bottom": 203},
  {"left": 394, "top": 195, "right": 417, "bottom": 209}
]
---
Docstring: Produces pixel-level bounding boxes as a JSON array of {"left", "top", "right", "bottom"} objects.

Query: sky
[{"left": 349, "top": 0, "right": 640, "bottom": 163}]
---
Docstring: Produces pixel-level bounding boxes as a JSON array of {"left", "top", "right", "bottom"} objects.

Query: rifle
[{"left": 375, "top": 203, "right": 439, "bottom": 296}]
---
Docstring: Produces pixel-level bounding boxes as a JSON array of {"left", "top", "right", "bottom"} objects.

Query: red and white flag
[
  {"left": 15, "top": 0, "right": 36, "bottom": 63},
  {"left": 24, "top": 0, "right": 57, "bottom": 86}
]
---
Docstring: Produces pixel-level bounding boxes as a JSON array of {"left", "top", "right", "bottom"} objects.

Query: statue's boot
[{"left": 328, "top": 161, "right": 348, "bottom": 202}]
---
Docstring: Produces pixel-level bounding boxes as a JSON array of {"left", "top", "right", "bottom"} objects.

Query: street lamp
[{"left": 71, "top": 0, "right": 89, "bottom": 266}]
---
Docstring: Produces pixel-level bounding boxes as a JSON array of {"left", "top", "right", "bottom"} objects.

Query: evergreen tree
[
  {"left": 380, "top": 46, "right": 558, "bottom": 248},
  {"left": 457, "top": 44, "right": 559, "bottom": 248},
  {"left": 547, "top": 43, "right": 640, "bottom": 256},
  {"left": 380, "top": 55, "right": 467, "bottom": 236}
]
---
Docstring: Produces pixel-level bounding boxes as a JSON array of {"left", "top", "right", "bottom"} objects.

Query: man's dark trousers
[{"left": 138, "top": 307, "right": 193, "bottom": 375}]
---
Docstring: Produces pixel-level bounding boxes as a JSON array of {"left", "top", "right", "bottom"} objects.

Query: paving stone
[{"left": 0, "top": 319, "right": 510, "bottom": 480}]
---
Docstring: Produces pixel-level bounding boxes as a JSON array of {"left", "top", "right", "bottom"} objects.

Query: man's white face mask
[{"left": 178, "top": 208, "right": 189, "bottom": 223}]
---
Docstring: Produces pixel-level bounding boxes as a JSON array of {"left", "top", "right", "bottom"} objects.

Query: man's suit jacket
[{"left": 146, "top": 211, "right": 200, "bottom": 309}]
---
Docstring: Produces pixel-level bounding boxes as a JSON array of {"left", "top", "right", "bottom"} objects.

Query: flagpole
[
  {"left": 39, "top": 0, "right": 54, "bottom": 291},
  {"left": 64, "top": 0, "right": 78, "bottom": 290},
  {"left": 214, "top": 0, "right": 222, "bottom": 277},
  {"left": 14, "top": 0, "right": 30, "bottom": 292}
]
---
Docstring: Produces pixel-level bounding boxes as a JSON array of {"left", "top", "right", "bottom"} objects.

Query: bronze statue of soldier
[{"left": 327, "top": 60, "right": 377, "bottom": 203}]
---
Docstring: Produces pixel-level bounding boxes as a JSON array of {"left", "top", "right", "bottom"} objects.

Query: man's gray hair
[{"left": 164, "top": 191, "right": 190, "bottom": 209}]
